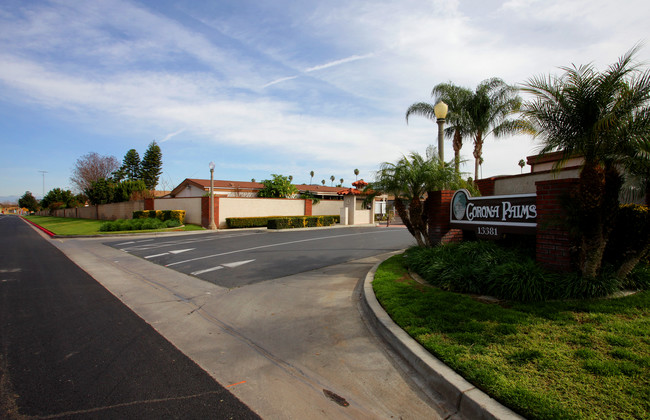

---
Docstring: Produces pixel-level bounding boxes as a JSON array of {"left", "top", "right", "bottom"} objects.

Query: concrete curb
[{"left": 359, "top": 254, "right": 524, "bottom": 420}]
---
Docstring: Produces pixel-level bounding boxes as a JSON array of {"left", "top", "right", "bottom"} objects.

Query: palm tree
[
  {"left": 464, "top": 78, "right": 524, "bottom": 180},
  {"left": 518, "top": 159, "right": 526, "bottom": 173},
  {"left": 330, "top": 175, "right": 335, "bottom": 186},
  {"left": 321, "top": 179, "right": 326, "bottom": 186},
  {"left": 520, "top": 46, "right": 650, "bottom": 278},
  {"left": 340, "top": 178, "right": 344, "bottom": 186},
  {"left": 354, "top": 169, "right": 359, "bottom": 180},
  {"left": 309, "top": 171, "right": 314, "bottom": 185},
  {"left": 406, "top": 82, "right": 473, "bottom": 173},
  {"left": 372, "top": 149, "right": 463, "bottom": 246}
]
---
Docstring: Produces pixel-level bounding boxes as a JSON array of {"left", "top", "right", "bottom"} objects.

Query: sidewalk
[{"left": 51, "top": 236, "right": 454, "bottom": 419}]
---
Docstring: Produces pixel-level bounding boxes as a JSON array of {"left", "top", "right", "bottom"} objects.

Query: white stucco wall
[
  {"left": 312, "top": 200, "right": 344, "bottom": 216},
  {"left": 218, "top": 197, "right": 305, "bottom": 228},
  {"left": 493, "top": 169, "right": 581, "bottom": 195},
  {"left": 154, "top": 197, "right": 202, "bottom": 225}
]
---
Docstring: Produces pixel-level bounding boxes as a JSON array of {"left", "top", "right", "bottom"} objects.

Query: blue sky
[{"left": 1, "top": 0, "right": 649, "bottom": 200}]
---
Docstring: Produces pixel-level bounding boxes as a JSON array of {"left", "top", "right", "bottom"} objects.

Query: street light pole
[
  {"left": 208, "top": 161, "right": 217, "bottom": 230},
  {"left": 433, "top": 101, "right": 448, "bottom": 162},
  {"left": 38, "top": 170, "right": 48, "bottom": 197}
]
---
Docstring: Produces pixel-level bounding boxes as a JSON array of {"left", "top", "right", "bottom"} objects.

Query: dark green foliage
[
  {"left": 132, "top": 210, "right": 185, "bottom": 224},
  {"left": 86, "top": 178, "right": 147, "bottom": 205},
  {"left": 405, "top": 241, "right": 647, "bottom": 302},
  {"left": 257, "top": 174, "right": 298, "bottom": 198},
  {"left": 226, "top": 216, "right": 278, "bottom": 228},
  {"left": 100, "top": 218, "right": 167, "bottom": 232},
  {"left": 267, "top": 215, "right": 339, "bottom": 229},
  {"left": 140, "top": 141, "right": 163, "bottom": 190},
  {"left": 18, "top": 191, "right": 40, "bottom": 212},
  {"left": 40, "top": 188, "right": 81, "bottom": 211},
  {"left": 227, "top": 215, "right": 340, "bottom": 229},
  {"left": 120, "top": 149, "right": 141, "bottom": 181},
  {"left": 86, "top": 178, "right": 114, "bottom": 204}
]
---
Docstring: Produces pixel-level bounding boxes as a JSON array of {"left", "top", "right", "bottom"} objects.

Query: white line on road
[
  {"left": 191, "top": 266, "right": 224, "bottom": 275},
  {"left": 221, "top": 259, "right": 255, "bottom": 268},
  {"left": 169, "top": 248, "right": 195, "bottom": 254},
  {"left": 145, "top": 253, "right": 169, "bottom": 259},
  {"left": 166, "top": 230, "right": 393, "bottom": 267},
  {"left": 116, "top": 241, "right": 135, "bottom": 246}
]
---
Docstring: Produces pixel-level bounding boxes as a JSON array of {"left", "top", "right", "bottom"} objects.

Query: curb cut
[{"left": 359, "top": 254, "right": 524, "bottom": 420}]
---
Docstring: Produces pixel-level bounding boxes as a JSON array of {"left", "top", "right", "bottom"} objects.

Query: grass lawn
[
  {"left": 373, "top": 255, "right": 650, "bottom": 420},
  {"left": 23, "top": 215, "right": 205, "bottom": 236}
]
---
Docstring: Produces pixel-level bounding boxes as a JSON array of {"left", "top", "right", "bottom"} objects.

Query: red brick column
[
  {"left": 144, "top": 198, "right": 154, "bottom": 210},
  {"left": 304, "top": 199, "right": 312, "bottom": 216},
  {"left": 201, "top": 197, "right": 220, "bottom": 228},
  {"left": 475, "top": 178, "right": 496, "bottom": 196},
  {"left": 535, "top": 179, "right": 579, "bottom": 272},
  {"left": 427, "top": 190, "right": 463, "bottom": 245}
]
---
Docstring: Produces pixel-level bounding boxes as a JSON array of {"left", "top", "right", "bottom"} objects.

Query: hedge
[
  {"left": 133, "top": 210, "right": 185, "bottom": 225},
  {"left": 226, "top": 216, "right": 279, "bottom": 229},
  {"left": 226, "top": 215, "right": 340, "bottom": 229},
  {"left": 268, "top": 215, "right": 340, "bottom": 230}
]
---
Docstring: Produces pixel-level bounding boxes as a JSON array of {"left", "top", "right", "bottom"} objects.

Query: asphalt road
[
  {"left": 0, "top": 215, "right": 260, "bottom": 419},
  {"left": 107, "top": 226, "right": 416, "bottom": 288}
]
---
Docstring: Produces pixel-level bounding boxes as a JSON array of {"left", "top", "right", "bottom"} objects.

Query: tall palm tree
[
  {"left": 330, "top": 175, "right": 335, "bottom": 186},
  {"left": 309, "top": 171, "right": 314, "bottom": 185},
  {"left": 406, "top": 82, "right": 473, "bottom": 173},
  {"left": 321, "top": 179, "right": 326, "bottom": 186},
  {"left": 354, "top": 169, "right": 359, "bottom": 180},
  {"left": 465, "top": 78, "right": 524, "bottom": 180},
  {"left": 520, "top": 46, "right": 650, "bottom": 278},
  {"left": 340, "top": 178, "right": 344, "bottom": 186}
]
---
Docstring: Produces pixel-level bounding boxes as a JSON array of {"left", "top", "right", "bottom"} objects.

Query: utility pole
[{"left": 38, "top": 170, "right": 48, "bottom": 198}]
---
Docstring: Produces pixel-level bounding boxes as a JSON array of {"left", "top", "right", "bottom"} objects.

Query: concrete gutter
[{"left": 359, "top": 255, "right": 525, "bottom": 420}]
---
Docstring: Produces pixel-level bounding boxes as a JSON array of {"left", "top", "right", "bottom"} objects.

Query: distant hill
[{"left": 0, "top": 196, "right": 20, "bottom": 205}]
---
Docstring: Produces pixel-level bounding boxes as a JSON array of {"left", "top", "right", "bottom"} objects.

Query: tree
[
  {"left": 372, "top": 147, "right": 468, "bottom": 246},
  {"left": 309, "top": 171, "right": 314, "bottom": 185},
  {"left": 258, "top": 174, "right": 298, "bottom": 198},
  {"left": 18, "top": 191, "right": 39, "bottom": 212},
  {"left": 251, "top": 178, "right": 256, "bottom": 182},
  {"left": 321, "top": 179, "right": 326, "bottom": 186},
  {"left": 40, "top": 188, "right": 80, "bottom": 211},
  {"left": 407, "top": 83, "right": 473, "bottom": 173},
  {"left": 354, "top": 169, "right": 359, "bottom": 180},
  {"left": 465, "top": 78, "right": 524, "bottom": 180},
  {"left": 340, "top": 178, "right": 344, "bottom": 186},
  {"left": 330, "top": 175, "right": 335, "bottom": 186},
  {"left": 119, "top": 149, "right": 141, "bottom": 181},
  {"left": 70, "top": 152, "right": 120, "bottom": 193},
  {"left": 518, "top": 159, "right": 526, "bottom": 173},
  {"left": 141, "top": 141, "right": 163, "bottom": 190},
  {"left": 520, "top": 46, "right": 650, "bottom": 279}
]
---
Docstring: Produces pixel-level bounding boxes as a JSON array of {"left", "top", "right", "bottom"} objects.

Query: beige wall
[
  {"left": 217, "top": 197, "right": 305, "bottom": 228},
  {"left": 493, "top": 169, "right": 581, "bottom": 195},
  {"left": 154, "top": 197, "right": 202, "bottom": 225},
  {"left": 312, "top": 200, "right": 344, "bottom": 216},
  {"left": 98, "top": 201, "right": 145, "bottom": 220}
]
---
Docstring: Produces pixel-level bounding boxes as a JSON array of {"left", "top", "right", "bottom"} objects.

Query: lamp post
[
  {"left": 433, "top": 100, "right": 448, "bottom": 162},
  {"left": 208, "top": 161, "right": 217, "bottom": 230}
]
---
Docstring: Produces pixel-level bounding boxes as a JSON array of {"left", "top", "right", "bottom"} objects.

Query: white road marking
[
  {"left": 145, "top": 253, "right": 169, "bottom": 259},
  {"left": 116, "top": 241, "right": 135, "bottom": 246},
  {"left": 169, "top": 248, "right": 195, "bottom": 254},
  {"left": 166, "top": 230, "right": 392, "bottom": 267},
  {"left": 191, "top": 266, "right": 224, "bottom": 275},
  {"left": 0, "top": 268, "right": 21, "bottom": 273},
  {"left": 222, "top": 259, "right": 255, "bottom": 268}
]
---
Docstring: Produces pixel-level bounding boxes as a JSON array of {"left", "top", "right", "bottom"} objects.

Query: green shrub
[
  {"left": 132, "top": 210, "right": 185, "bottom": 224},
  {"left": 226, "top": 216, "right": 278, "bottom": 228},
  {"left": 99, "top": 217, "right": 169, "bottom": 232},
  {"left": 268, "top": 215, "right": 339, "bottom": 229},
  {"left": 405, "top": 240, "right": 627, "bottom": 302},
  {"left": 227, "top": 215, "right": 340, "bottom": 229}
]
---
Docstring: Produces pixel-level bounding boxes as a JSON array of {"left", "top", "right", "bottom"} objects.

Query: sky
[{"left": 1, "top": 0, "right": 649, "bottom": 201}]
